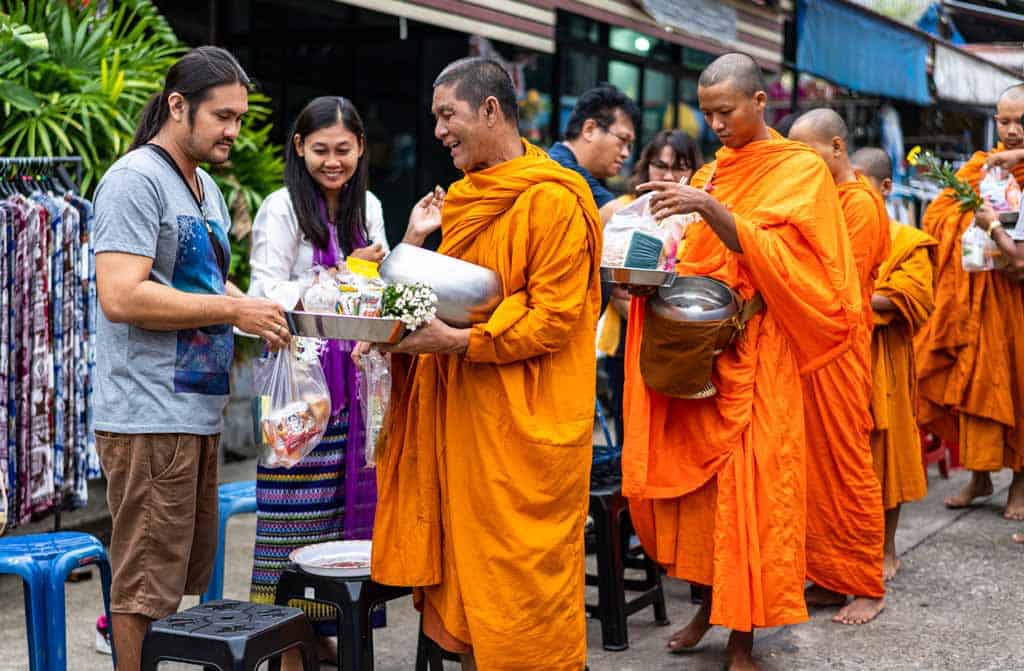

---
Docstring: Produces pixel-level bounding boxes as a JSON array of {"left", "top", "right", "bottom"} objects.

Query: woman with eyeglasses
[{"left": 598, "top": 129, "right": 703, "bottom": 448}]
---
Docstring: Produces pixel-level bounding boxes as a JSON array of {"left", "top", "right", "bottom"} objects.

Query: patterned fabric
[
  {"left": 251, "top": 415, "right": 349, "bottom": 633},
  {"left": 0, "top": 189, "right": 97, "bottom": 529}
]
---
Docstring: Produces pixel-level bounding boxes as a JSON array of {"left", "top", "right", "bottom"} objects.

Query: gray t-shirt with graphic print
[{"left": 93, "top": 146, "right": 233, "bottom": 435}]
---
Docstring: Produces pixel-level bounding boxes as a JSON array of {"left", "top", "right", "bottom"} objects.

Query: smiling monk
[
  {"left": 916, "top": 84, "right": 1024, "bottom": 523},
  {"left": 624, "top": 53, "right": 860, "bottom": 670},
  {"left": 365, "top": 57, "right": 601, "bottom": 671},
  {"left": 788, "top": 110, "right": 890, "bottom": 625}
]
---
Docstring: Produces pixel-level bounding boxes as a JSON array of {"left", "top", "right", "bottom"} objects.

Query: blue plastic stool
[
  {"left": 201, "top": 480, "right": 258, "bottom": 603},
  {"left": 0, "top": 531, "right": 114, "bottom": 671}
]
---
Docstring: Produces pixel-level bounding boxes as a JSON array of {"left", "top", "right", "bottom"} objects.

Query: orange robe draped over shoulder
[
  {"left": 915, "top": 148, "right": 1024, "bottom": 472},
  {"left": 871, "top": 222, "right": 937, "bottom": 509},
  {"left": 623, "top": 132, "right": 860, "bottom": 632},
  {"left": 803, "top": 175, "right": 890, "bottom": 599},
  {"left": 370, "top": 141, "right": 602, "bottom": 671}
]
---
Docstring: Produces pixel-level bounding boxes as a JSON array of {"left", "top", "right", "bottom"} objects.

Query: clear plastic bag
[
  {"left": 602, "top": 193, "right": 669, "bottom": 268},
  {"left": 359, "top": 350, "right": 391, "bottom": 467},
  {"left": 961, "top": 222, "right": 998, "bottom": 272},
  {"left": 255, "top": 339, "right": 331, "bottom": 468},
  {"left": 979, "top": 166, "right": 1022, "bottom": 213}
]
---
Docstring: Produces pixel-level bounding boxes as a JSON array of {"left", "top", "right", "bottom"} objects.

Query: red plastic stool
[{"left": 920, "top": 432, "right": 950, "bottom": 479}]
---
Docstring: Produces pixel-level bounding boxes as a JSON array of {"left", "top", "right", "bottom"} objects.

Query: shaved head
[
  {"left": 789, "top": 108, "right": 849, "bottom": 144},
  {"left": 999, "top": 83, "right": 1024, "bottom": 105},
  {"left": 433, "top": 57, "right": 518, "bottom": 124},
  {"left": 698, "top": 52, "right": 766, "bottom": 97},
  {"left": 850, "top": 147, "right": 892, "bottom": 183},
  {"left": 995, "top": 83, "right": 1024, "bottom": 149}
]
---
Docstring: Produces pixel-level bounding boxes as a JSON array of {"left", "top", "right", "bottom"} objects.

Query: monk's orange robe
[
  {"left": 624, "top": 131, "right": 861, "bottom": 632},
  {"left": 370, "top": 141, "right": 601, "bottom": 671},
  {"left": 803, "top": 175, "right": 890, "bottom": 599},
  {"left": 871, "top": 222, "right": 937, "bottom": 509},
  {"left": 916, "top": 148, "right": 1024, "bottom": 472}
]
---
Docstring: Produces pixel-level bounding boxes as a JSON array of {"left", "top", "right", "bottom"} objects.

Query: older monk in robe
[
  {"left": 787, "top": 110, "right": 889, "bottom": 625},
  {"left": 365, "top": 57, "right": 601, "bottom": 671},
  {"left": 624, "top": 53, "right": 860, "bottom": 670},
  {"left": 852, "top": 147, "right": 937, "bottom": 580},
  {"left": 916, "top": 84, "right": 1024, "bottom": 523}
]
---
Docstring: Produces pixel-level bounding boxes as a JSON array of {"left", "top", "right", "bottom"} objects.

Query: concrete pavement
[{"left": 0, "top": 464, "right": 1021, "bottom": 670}]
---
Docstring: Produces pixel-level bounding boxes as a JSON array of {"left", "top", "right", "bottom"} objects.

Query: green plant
[
  {"left": 907, "top": 145, "right": 984, "bottom": 212},
  {"left": 0, "top": 0, "right": 284, "bottom": 299}
]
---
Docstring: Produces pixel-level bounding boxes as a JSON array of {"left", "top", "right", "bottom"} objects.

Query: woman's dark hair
[
  {"left": 130, "top": 46, "right": 250, "bottom": 151},
  {"left": 285, "top": 96, "right": 369, "bottom": 255},
  {"left": 628, "top": 130, "right": 704, "bottom": 195}
]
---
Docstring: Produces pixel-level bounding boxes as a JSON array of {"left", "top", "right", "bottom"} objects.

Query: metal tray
[
  {"left": 600, "top": 266, "right": 677, "bottom": 287},
  {"left": 998, "top": 211, "right": 1020, "bottom": 225},
  {"left": 285, "top": 311, "right": 404, "bottom": 344}
]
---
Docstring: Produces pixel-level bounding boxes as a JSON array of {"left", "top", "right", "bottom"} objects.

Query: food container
[
  {"left": 999, "top": 211, "right": 1020, "bottom": 225},
  {"left": 600, "top": 266, "right": 677, "bottom": 288},
  {"left": 379, "top": 244, "right": 501, "bottom": 328},
  {"left": 650, "top": 276, "right": 738, "bottom": 322},
  {"left": 285, "top": 311, "right": 404, "bottom": 344},
  {"left": 289, "top": 540, "right": 372, "bottom": 578}
]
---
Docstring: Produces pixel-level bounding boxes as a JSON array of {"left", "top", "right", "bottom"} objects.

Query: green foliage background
[{"left": 0, "top": 0, "right": 283, "bottom": 295}]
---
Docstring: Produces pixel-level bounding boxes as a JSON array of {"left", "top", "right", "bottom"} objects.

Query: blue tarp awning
[{"left": 796, "top": 0, "right": 933, "bottom": 105}]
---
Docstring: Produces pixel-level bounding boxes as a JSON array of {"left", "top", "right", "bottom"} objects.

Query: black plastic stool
[
  {"left": 586, "top": 478, "right": 670, "bottom": 651},
  {"left": 275, "top": 563, "right": 411, "bottom": 671},
  {"left": 414, "top": 613, "right": 462, "bottom": 670},
  {"left": 140, "top": 599, "right": 318, "bottom": 670}
]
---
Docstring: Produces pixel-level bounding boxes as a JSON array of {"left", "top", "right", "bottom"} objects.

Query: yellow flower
[{"left": 907, "top": 145, "right": 922, "bottom": 167}]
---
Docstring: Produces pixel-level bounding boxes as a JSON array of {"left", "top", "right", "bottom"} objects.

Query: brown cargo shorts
[{"left": 97, "top": 431, "right": 219, "bottom": 620}]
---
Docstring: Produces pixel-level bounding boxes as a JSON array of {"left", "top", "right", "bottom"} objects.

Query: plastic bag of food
[
  {"left": 255, "top": 339, "right": 331, "bottom": 468},
  {"left": 979, "top": 166, "right": 1022, "bottom": 213},
  {"left": 359, "top": 350, "right": 391, "bottom": 467},
  {"left": 962, "top": 222, "right": 998, "bottom": 272},
  {"left": 302, "top": 267, "right": 343, "bottom": 314},
  {"left": 602, "top": 193, "right": 670, "bottom": 269}
]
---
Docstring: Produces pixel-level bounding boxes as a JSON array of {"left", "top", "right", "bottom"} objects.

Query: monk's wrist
[{"left": 448, "top": 327, "right": 470, "bottom": 354}]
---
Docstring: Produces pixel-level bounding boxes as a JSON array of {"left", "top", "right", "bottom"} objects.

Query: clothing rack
[
  {"left": 0, "top": 155, "right": 89, "bottom": 533},
  {"left": 0, "top": 156, "right": 83, "bottom": 194}
]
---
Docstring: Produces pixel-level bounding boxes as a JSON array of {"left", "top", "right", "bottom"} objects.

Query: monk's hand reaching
[
  {"left": 403, "top": 186, "right": 445, "bottom": 246},
  {"left": 384, "top": 318, "right": 470, "bottom": 355},
  {"left": 986, "top": 149, "right": 1024, "bottom": 172},
  {"left": 638, "top": 181, "right": 711, "bottom": 221}
]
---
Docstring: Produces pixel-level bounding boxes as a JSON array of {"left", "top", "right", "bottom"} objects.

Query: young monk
[
  {"left": 916, "top": 84, "right": 1024, "bottom": 523},
  {"left": 363, "top": 57, "right": 601, "bottom": 671},
  {"left": 625, "top": 53, "right": 861, "bottom": 670},
  {"left": 852, "top": 147, "right": 938, "bottom": 580},
  {"left": 787, "top": 109, "right": 889, "bottom": 625}
]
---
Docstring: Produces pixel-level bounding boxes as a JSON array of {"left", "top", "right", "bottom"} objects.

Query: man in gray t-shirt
[{"left": 92, "top": 46, "right": 289, "bottom": 669}]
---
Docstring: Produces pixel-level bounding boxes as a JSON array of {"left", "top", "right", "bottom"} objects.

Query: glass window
[
  {"left": 561, "top": 13, "right": 600, "bottom": 43},
  {"left": 608, "top": 60, "right": 640, "bottom": 104},
  {"left": 642, "top": 69, "right": 674, "bottom": 147},
  {"left": 609, "top": 27, "right": 672, "bottom": 62}
]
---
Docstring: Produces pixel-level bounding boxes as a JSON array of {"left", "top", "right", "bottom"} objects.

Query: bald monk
[
  {"left": 852, "top": 147, "right": 938, "bottom": 580},
  {"left": 916, "top": 84, "right": 1024, "bottom": 523},
  {"left": 788, "top": 110, "right": 889, "bottom": 625},
  {"left": 625, "top": 53, "right": 860, "bottom": 670},
  {"left": 364, "top": 57, "right": 601, "bottom": 671}
]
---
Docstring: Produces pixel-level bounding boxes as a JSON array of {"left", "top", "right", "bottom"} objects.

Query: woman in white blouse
[{"left": 247, "top": 96, "right": 391, "bottom": 663}]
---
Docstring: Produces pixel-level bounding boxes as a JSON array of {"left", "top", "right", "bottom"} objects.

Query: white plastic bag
[
  {"left": 255, "top": 339, "right": 331, "bottom": 468},
  {"left": 359, "top": 350, "right": 391, "bottom": 467},
  {"left": 961, "top": 222, "right": 997, "bottom": 272},
  {"left": 979, "top": 166, "right": 1022, "bottom": 213},
  {"left": 602, "top": 193, "right": 669, "bottom": 268}
]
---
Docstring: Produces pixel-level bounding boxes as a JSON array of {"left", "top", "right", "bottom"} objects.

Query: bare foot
[
  {"left": 667, "top": 599, "right": 712, "bottom": 652},
  {"left": 1013, "top": 532, "right": 1024, "bottom": 544},
  {"left": 944, "top": 471, "right": 993, "bottom": 509},
  {"left": 805, "top": 583, "right": 847, "bottom": 608},
  {"left": 834, "top": 596, "right": 884, "bottom": 625},
  {"left": 1004, "top": 471, "right": 1024, "bottom": 521},
  {"left": 726, "top": 630, "right": 762, "bottom": 671},
  {"left": 883, "top": 554, "right": 901, "bottom": 582}
]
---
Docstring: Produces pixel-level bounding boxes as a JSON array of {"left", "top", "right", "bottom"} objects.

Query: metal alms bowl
[
  {"left": 650, "top": 276, "right": 738, "bottom": 322},
  {"left": 379, "top": 243, "right": 502, "bottom": 328},
  {"left": 285, "top": 311, "right": 405, "bottom": 344}
]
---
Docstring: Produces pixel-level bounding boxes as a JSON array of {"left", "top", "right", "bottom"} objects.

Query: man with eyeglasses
[{"left": 549, "top": 84, "right": 641, "bottom": 219}]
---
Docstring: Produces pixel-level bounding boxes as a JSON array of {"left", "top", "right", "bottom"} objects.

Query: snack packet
[
  {"left": 359, "top": 350, "right": 391, "bottom": 467},
  {"left": 254, "top": 339, "right": 331, "bottom": 468}
]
